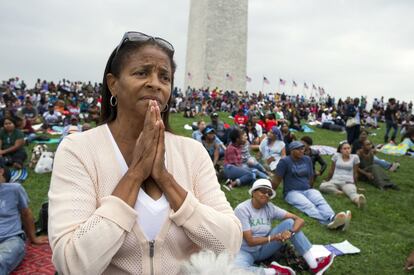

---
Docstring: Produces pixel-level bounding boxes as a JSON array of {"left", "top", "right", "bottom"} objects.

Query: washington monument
[{"left": 184, "top": 0, "right": 248, "bottom": 92}]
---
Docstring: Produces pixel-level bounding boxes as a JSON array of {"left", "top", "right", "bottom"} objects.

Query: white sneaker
[{"left": 327, "top": 212, "right": 346, "bottom": 229}]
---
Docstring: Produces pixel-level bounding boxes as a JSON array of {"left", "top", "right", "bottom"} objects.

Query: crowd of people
[{"left": 0, "top": 61, "right": 413, "bottom": 274}]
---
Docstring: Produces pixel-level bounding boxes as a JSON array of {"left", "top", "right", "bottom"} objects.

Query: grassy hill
[{"left": 24, "top": 112, "right": 414, "bottom": 274}]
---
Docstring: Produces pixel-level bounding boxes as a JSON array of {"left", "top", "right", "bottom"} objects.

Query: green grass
[{"left": 25, "top": 113, "right": 414, "bottom": 274}]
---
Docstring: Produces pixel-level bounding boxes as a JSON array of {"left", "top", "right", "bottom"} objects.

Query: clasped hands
[
  {"left": 270, "top": 230, "right": 293, "bottom": 242},
  {"left": 131, "top": 100, "right": 169, "bottom": 186}
]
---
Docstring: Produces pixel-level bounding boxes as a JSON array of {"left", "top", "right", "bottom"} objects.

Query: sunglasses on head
[{"left": 115, "top": 31, "right": 175, "bottom": 56}]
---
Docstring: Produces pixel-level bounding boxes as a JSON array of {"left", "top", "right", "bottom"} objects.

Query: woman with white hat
[{"left": 233, "top": 179, "right": 335, "bottom": 275}]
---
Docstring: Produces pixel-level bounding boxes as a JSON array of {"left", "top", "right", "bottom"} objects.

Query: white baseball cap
[{"left": 248, "top": 179, "right": 276, "bottom": 199}]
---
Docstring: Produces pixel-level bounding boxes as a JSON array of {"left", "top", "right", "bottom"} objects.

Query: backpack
[{"left": 35, "top": 201, "right": 49, "bottom": 235}]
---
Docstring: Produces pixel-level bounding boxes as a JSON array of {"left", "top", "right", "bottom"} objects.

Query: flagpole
[
  {"left": 262, "top": 78, "right": 265, "bottom": 95},
  {"left": 278, "top": 78, "right": 280, "bottom": 93}
]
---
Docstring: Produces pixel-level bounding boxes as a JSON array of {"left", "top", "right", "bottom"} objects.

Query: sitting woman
[
  {"left": 192, "top": 120, "right": 206, "bottom": 142},
  {"left": 259, "top": 126, "right": 286, "bottom": 172},
  {"left": 320, "top": 141, "right": 366, "bottom": 208},
  {"left": 224, "top": 128, "right": 266, "bottom": 190},
  {"left": 234, "top": 179, "right": 335, "bottom": 275},
  {"left": 357, "top": 139, "right": 399, "bottom": 190},
  {"left": 287, "top": 109, "right": 303, "bottom": 132},
  {"left": 0, "top": 117, "right": 27, "bottom": 169},
  {"left": 201, "top": 125, "right": 225, "bottom": 168},
  {"left": 300, "top": 136, "right": 327, "bottom": 180},
  {"left": 244, "top": 120, "right": 260, "bottom": 149},
  {"left": 240, "top": 132, "right": 269, "bottom": 178},
  {"left": 280, "top": 122, "right": 297, "bottom": 155}
]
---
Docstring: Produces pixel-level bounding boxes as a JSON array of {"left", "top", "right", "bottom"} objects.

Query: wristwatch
[{"left": 289, "top": 230, "right": 296, "bottom": 237}]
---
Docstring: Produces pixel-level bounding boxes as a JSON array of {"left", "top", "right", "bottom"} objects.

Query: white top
[
  {"left": 259, "top": 138, "right": 285, "bottom": 171},
  {"left": 105, "top": 125, "right": 170, "bottom": 240},
  {"left": 331, "top": 153, "right": 360, "bottom": 183}
]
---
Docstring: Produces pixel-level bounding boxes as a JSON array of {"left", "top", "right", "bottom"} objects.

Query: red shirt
[
  {"left": 234, "top": 114, "right": 248, "bottom": 125},
  {"left": 265, "top": 119, "right": 277, "bottom": 132}
]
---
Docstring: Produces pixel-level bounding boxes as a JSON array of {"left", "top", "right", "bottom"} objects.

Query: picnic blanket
[
  {"left": 379, "top": 138, "right": 414, "bottom": 156},
  {"left": 11, "top": 242, "right": 55, "bottom": 275},
  {"left": 10, "top": 168, "right": 28, "bottom": 183},
  {"left": 302, "top": 125, "right": 315, "bottom": 133},
  {"left": 290, "top": 125, "right": 314, "bottom": 133},
  {"left": 311, "top": 145, "right": 337, "bottom": 155}
]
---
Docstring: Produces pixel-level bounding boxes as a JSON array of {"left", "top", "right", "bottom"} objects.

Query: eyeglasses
[
  {"left": 115, "top": 31, "right": 175, "bottom": 56},
  {"left": 257, "top": 188, "right": 273, "bottom": 197}
]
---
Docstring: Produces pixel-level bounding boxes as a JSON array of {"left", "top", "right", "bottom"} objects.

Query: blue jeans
[
  {"left": 373, "top": 156, "right": 391, "bottom": 170},
  {"left": 384, "top": 120, "right": 398, "bottom": 143},
  {"left": 234, "top": 219, "right": 312, "bottom": 274},
  {"left": 223, "top": 164, "right": 255, "bottom": 186},
  {"left": 0, "top": 236, "right": 26, "bottom": 274},
  {"left": 285, "top": 189, "right": 335, "bottom": 224}
]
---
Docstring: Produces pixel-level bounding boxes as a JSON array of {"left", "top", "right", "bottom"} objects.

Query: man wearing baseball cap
[
  {"left": 273, "top": 141, "right": 351, "bottom": 231},
  {"left": 233, "top": 179, "right": 335, "bottom": 275}
]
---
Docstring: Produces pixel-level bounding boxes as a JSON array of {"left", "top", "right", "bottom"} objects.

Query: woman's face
[
  {"left": 4, "top": 119, "right": 15, "bottom": 132},
  {"left": 359, "top": 131, "right": 368, "bottom": 141},
  {"left": 241, "top": 132, "right": 248, "bottom": 144},
  {"left": 108, "top": 45, "right": 172, "bottom": 119},
  {"left": 198, "top": 121, "right": 206, "bottom": 131},
  {"left": 340, "top": 143, "right": 351, "bottom": 156},
  {"left": 206, "top": 132, "right": 216, "bottom": 141},
  {"left": 291, "top": 147, "right": 305, "bottom": 159},
  {"left": 252, "top": 188, "right": 272, "bottom": 206},
  {"left": 267, "top": 131, "right": 275, "bottom": 141}
]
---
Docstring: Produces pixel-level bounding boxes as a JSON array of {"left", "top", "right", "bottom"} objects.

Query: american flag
[
  {"left": 312, "top": 84, "right": 317, "bottom": 90},
  {"left": 279, "top": 78, "right": 286, "bottom": 85},
  {"left": 187, "top": 72, "right": 192, "bottom": 80},
  {"left": 293, "top": 80, "right": 297, "bottom": 87},
  {"left": 225, "top": 73, "right": 233, "bottom": 81},
  {"left": 304, "top": 82, "right": 309, "bottom": 89},
  {"left": 246, "top": 75, "right": 252, "bottom": 82},
  {"left": 207, "top": 74, "right": 211, "bottom": 81},
  {"left": 263, "top": 76, "right": 270, "bottom": 84}
]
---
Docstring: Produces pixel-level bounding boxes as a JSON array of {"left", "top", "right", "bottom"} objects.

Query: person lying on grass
[{"left": 273, "top": 141, "right": 351, "bottom": 230}]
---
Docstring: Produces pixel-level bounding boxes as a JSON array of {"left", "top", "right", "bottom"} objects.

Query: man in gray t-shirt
[
  {"left": 235, "top": 200, "right": 287, "bottom": 253},
  {"left": 233, "top": 178, "right": 336, "bottom": 274},
  {"left": 0, "top": 165, "right": 48, "bottom": 274}
]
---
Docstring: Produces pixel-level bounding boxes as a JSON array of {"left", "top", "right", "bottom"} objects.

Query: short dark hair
[
  {"left": 229, "top": 127, "right": 242, "bottom": 144},
  {"left": 300, "top": 136, "right": 313, "bottom": 146},
  {"left": 0, "top": 159, "right": 11, "bottom": 182},
  {"left": 100, "top": 39, "right": 176, "bottom": 132}
]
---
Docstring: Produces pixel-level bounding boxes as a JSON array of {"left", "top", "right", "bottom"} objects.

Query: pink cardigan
[{"left": 48, "top": 125, "right": 242, "bottom": 275}]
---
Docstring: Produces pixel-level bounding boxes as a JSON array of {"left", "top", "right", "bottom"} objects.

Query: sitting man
[
  {"left": 42, "top": 102, "right": 62, "bottom": 130},
  {"left": 273, "top": 141, "right": 351, "bottom": 230},
  {"left": 0, "top": 162, "right": 48, "bottom": 274}
]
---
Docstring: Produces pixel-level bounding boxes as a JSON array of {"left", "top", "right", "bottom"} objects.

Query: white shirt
[{"left": 106, "top": 125, "right": 170, "bottom": 240}]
